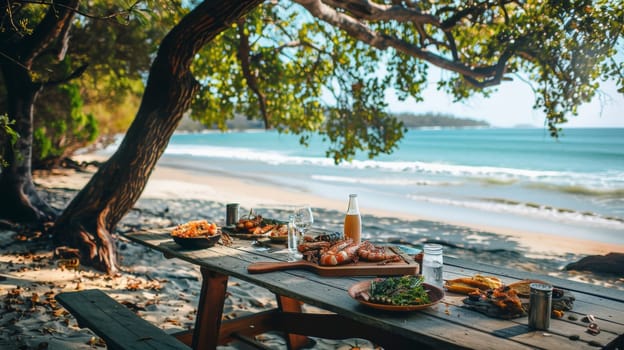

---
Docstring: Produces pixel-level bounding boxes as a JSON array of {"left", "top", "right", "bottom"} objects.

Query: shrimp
[
  {"left": 357, "top": 241, "right": 401, "bottom": 262},
  {"left": 297, "top": 241, "right": 331, "bottom": 253},
  {"left": 319, "top": 240, "right": 361, "bottom": 266},
  {"left": 313, "top": 231, "right": 344, "bottom": 243},
  {"left": 328, "top": 239, "right": 353, "bottom": 252}
]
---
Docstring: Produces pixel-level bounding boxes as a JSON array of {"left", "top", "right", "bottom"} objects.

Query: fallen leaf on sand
[{"left": 165, "top": 318, "right": 182, "bottom": 326}]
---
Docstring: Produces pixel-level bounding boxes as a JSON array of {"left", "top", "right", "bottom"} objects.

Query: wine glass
[{"left": 293, "top": 205, "right": 314, "bottom": 239}]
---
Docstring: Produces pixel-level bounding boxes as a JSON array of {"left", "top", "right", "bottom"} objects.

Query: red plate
[{"left": 348, "top": 280, "right": 444, "bottom": 312}]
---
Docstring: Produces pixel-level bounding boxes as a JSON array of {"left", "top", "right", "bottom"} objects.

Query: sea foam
[
  {"left": 163, "top": 144, "right": 623, "bottom": 192},
  {"left": 406, "top": 194, "right": 624, "bottom": 230}
]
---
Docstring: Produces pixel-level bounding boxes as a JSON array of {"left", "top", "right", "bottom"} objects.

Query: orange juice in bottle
[{"left": 343, "top": 194, "right": 361, "bottom": 244}]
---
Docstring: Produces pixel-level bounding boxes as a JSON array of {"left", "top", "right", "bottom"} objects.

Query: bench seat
[{"left": 55, "top": 289, "right": 190, "bottom": 350}]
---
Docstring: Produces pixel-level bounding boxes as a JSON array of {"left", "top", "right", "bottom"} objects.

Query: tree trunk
[
  {"left": 51, "top": 0, "right": 264, "bottom": 274},
  {"left": 0, "top": 0, "right": 80, "bottom": 224},
  {"left": 0, "top": 66, "right": 58, "bottom": 222}
]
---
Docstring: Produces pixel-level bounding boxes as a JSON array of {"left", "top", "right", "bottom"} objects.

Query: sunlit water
[{"left": 105, "top": 127, "right": 624, "bottom": 246}]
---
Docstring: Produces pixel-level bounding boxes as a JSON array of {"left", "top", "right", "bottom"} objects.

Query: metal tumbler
[
  {"left": 528, "top": 283, "right": 553, "bottom": 330},
  {"left": 226, "top": 203, "right": 240, "bottom": 226}
]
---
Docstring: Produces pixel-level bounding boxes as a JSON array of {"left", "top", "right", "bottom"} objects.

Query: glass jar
[
  {"left": 287, "top": 215, "right": 301, "bottom": 261},
  {"left": 287, "top": 215, "right": 298, "bottom": 253},
  {"left": 422, "top": 244, "right": 444, "bottom": 288}
]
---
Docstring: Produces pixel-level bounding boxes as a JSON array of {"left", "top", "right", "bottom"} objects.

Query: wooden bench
[{"left": 55, "top": 289, "right": 190, "bottom": 350}]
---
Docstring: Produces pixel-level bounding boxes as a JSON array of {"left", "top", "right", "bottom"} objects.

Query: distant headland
[
  {"left": 394, "top": 112, "right": 490, "bottom": 129},
  {"left": 177, "top": 112, "right": 490, "bottom": 131}
]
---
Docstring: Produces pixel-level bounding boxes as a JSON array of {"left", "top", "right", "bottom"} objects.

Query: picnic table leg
[
  {"left": 192, "top": 267, "right": 228, "bottom": 349},
  {"left": 277, "top": 294, "right": 311, "bottom": 350}
]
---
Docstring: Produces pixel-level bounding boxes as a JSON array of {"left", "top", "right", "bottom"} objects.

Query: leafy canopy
[
  {"left": 4, "top": 0, "right": 621, "bottom": 165},
  {"left": 189, "top": 0, "right": 622, "bottom": 163},
  {"left": 0, "top": 1, "right": 185, "bottom": 167},
  {"left": 0, "top": 114, "right": 19, "bottom": 167},
  {"left": 190, "top": 3, "right": 407, "bottom": 162}
]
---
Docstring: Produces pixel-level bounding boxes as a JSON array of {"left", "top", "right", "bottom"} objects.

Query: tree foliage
[
  {"left": 0, "top": 114, "right": 18, "bottom": 167},
  {"left": 190, "top": 3, "right": 408, "bottom": 162},
  {"left": 0, "top": 1, "right": 184, "bottom": 169},
  {"left": 67, "top": 1, "right": 185, "bottom": 113},
  {"left": 46, "top": 1, "right": 185, "bottom": 160},
  {"left": 6, "top": 1, "right": 621, "bottom": 166},
  {"left": 189, "top": 0, "right": 622, "bottom": 157},
  {"left": 33, "top": 83, "right": 98, "bottom": 168}
]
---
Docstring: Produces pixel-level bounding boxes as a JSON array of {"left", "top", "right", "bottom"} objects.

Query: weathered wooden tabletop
[{"left": 124, "top": 228, "right": 624, "bottom": 350}]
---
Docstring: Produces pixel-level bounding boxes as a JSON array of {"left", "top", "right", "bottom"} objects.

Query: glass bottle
[
  {"left": 343, "top": 194, "right": 362, "bottom": 244},
  {"left": 422, "top": 244, "right": 444, "bottom": 288}
]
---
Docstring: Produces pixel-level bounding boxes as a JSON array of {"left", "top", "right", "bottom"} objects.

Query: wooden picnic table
[{"left": 124, "top": 228, "right": 624, "bottom": 350}]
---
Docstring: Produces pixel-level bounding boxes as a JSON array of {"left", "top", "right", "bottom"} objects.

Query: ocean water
[{"left": 154, "top": 128, "right": 623, "bottom": 245}]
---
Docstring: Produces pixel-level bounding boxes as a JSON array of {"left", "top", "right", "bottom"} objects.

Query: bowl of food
[
  {"left": 171, "top": 220, "right": 221, "bottom": 249},
  {"left": 223, "top": 214, "right": 288, "bottom": 240},
  {"left": 268, "top": 223, "right": 289, "bottom": 243}
]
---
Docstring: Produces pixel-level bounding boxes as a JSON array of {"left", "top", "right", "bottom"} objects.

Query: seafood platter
[
  {"left": 348, "top": 275, "right": 445, "bottom": 312},
  {"left": 248, "top": 233, "right": 419, "bottom": 277},
  {"left": 221, "top": 213, "right": 288, "bottom": 240},
  {"left": 170, "top": 220, "right": 221, "bottom": 249},
  {"left": 445, "top": 275, "right": 575, "bottom": 319}
]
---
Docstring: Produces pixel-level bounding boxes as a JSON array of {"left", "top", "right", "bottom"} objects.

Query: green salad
[{"left": 368, "top": 275, "right": 431, "bottom": 306}]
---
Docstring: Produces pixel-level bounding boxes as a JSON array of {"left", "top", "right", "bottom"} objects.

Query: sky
[{"left": 385, "top": 67, "right": 624, "bottom": 128}]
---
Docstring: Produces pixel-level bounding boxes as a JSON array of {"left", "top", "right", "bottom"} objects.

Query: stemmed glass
[
  {"left": 293, "top": 205, "right": 314, "bottom": 240},
  {"left": 251, "top": 236, "right": 270, "bottom": 251}
]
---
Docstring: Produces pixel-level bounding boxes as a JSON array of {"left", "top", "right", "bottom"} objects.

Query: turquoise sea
[{"left": 153, "top": 127, "right": 623, "bottom": 245}]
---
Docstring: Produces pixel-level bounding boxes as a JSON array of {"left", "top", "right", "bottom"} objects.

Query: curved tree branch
[
  {"left": 236, "top": 18, "right": 270, "bottom": 128},
  {"left": 20, "top": 0, "right": 80, "bottom": 66},
  {"left": 42, "top": 63, "right": 88, "bottom": 88},
  {"left": 323, "top": 0, "right": 438, "bottom": 24},
  {"left": 54, "top": 8, "right": 75, "bottom": 61},
  {"left": 293, "top": 0, "right": 527, "bottom": 88},
  {"left": 14, "top": 0, "right": 140, "bottom": 21}
]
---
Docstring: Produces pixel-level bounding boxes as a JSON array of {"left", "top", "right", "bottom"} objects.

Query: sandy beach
[
  {"left": 143, "top": 166, "right": 622, "bottom": 257},
  {"left": 1, "top": 155, "right": 622, "bottom": 349}
]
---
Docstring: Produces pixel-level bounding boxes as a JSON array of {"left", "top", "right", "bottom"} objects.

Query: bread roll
[{"left": 445, "top": 274, "right": 503, "bottom": 294}]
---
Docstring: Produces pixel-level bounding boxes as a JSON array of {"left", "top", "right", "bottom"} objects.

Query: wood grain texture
[{"left": 56, "top": 289, "right": 190, "bottom": 350}]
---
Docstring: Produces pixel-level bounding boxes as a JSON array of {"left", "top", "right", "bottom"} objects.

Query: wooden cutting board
[
  {"left": 247, "top": 259, "right": 419, "bottom": 277},
  {"left": 248, "top": 246, "right": 419, "bottom": 277},
  {"left": 247, "top": 247, "right": 420, "bottom": 277}
]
